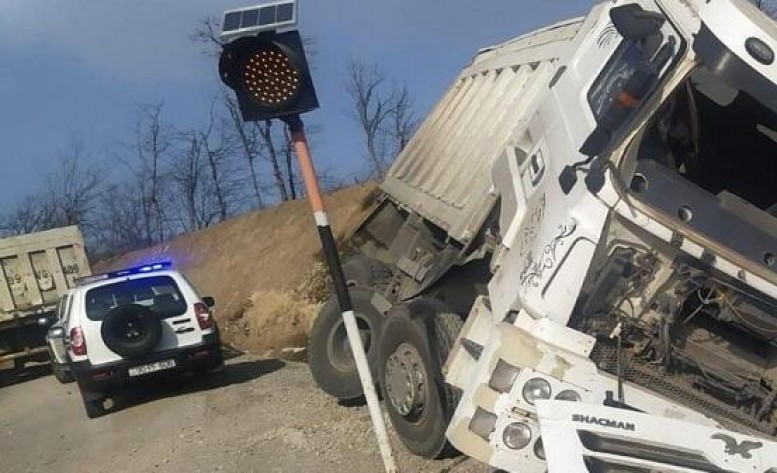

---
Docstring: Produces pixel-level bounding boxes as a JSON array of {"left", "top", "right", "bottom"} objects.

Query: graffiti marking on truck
[
  {"left": 519, "top": 219, "right": 577, "bottom": 288},
  {"left": 597, "top": 24, "right": 618, "bottom": 49},
  {"left": 518, "top": 194, "right": 547, "bottom": 257}
]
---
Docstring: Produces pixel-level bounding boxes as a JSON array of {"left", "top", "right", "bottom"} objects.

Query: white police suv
[{"left": 63, "top": 262, "right": 223, "bottom": 418}]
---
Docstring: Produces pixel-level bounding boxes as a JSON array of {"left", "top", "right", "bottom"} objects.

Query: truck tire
[
  {"left": 78, "top": 384, "right": 106, "bottom": 419},
  {"left": 378, "top": 299, "right": 463, "bottom": 459},
  {"left": 101, "top": 304, "right": 163, "bottom": 359},
  {"left": 342, "top": 256, "right": 391, "bottom": 288},
  {"left": 309, "top": 287, "right": 384, "bottom": 401}
]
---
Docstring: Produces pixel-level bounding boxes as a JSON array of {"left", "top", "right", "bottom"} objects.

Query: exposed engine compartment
[{"left": 574, "top": 218, "right": 777, "bottom": 435}]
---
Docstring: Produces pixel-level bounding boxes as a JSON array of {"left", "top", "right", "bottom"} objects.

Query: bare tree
[
  {"left": 346, "top": 59, "right": 416, "bottom": 178},
  {"left": 0, "top": 140, "right": 105, "bottom": 241},
  {"left": 190, "top": 17, "right": 224, "bottom": 54},
  {"left": 200, "top": 105, "right": 230, "bottom": 222},
  {"left": 44, "top": 140, "right": 105, "bottom": 230},
  {"left": 94, "top": 182, "right": 148, "bottom": 255},
  {"left": 282, "top": 127, "right": 298, "bottom": 200},
  {"left": 120, "top": 103, "right": 171, "bottom": 246},
  {"left": 256, "top": 120, "right": 291, "bottom": 201},
  {"left": 0, "top": 194, "right": 54, "bottom": 236},
  {"left": 169, "top": 129, "right": 204, "bottom": 231},
  {"left": 222, "top": 93, "right": 265, "bottom": 208}
]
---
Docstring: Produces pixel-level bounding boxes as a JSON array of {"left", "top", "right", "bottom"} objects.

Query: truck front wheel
[
  {"left": 378, "top": 299, "right": 463, "bottom": 459},
  {"left": 309, "top": 287, "right": 384, "bottom": 401}
]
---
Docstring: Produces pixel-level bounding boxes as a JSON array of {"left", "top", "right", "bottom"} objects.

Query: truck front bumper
[
  {"left": 536, "top": 399, "right": 777, "bottom": 472},
  {"left": 70, "top": 333, "right": 223, "bottom": 392},
  {"left": 443, "top": 297, "right": 723, "bottom": 472}
]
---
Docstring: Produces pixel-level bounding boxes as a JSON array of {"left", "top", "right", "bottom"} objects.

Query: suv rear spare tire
[{"left": 100, "top": 304, "right": 163, "bottom": 359}]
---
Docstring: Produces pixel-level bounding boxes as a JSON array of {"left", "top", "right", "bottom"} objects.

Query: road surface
[{"left": 0, "top": 355, "right": 492, "bottom": 473}]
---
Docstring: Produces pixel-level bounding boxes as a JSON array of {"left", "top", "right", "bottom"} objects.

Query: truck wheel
[
  {"left": 378, "top": 299, "right": 463, "bottom": 459},
  {"left": 309, "top": 287, "right": 384, "bottom": 401},
  {"left": 78, "top": 384, "right": 106, "bottom": 419},
  {"left": 101, "top": 304, "right": 163, "bottom": 358},
  {"left": 342, "top": 256, "right": 390, "bottom": 288}
]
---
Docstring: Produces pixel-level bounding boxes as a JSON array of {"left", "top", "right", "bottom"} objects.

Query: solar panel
[
  {"left": 222, "top": 12, "right": 242, "bottom": 32},
  {"left": 277, "top": 3, "right": 294, "bottom": 22},
  {"left": 241, "top": 9, "right": 260, "bottom": 28},
  {"left": 259, "top": 6, "right": 276, "bottom": 26},
  {"left": 221, "top": 1, "right": 298, "bottom": 39}
]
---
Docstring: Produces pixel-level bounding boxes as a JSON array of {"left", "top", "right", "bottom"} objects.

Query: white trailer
[
  {"left": 0, "top": 226, "right": 91, "bottom": 382},
  {"left": 310, "top": 0, "right": 777, "bottom": 470}
]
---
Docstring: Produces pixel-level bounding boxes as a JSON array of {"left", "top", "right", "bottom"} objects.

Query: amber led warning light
[{"left": 219, "top": 2, "right": 318, "bottom": 121}]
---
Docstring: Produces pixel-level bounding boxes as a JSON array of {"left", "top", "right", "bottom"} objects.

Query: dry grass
[{"left": 94, "top": 183, "right": 378, "bottom": 356}]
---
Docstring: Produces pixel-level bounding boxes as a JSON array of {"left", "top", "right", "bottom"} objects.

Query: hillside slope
[{"left": 97, "top": 183, "right": 379, "bottom": 356}]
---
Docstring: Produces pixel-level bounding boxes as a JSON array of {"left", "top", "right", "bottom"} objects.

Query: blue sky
[{"left": 0, "top": 0, "right": 593, "bottom": 210}]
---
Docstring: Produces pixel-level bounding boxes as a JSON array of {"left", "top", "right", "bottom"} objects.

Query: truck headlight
[
  {"left": 555, "top": 389, "right": 581, "bottom": 402},
  {"left": 502, "top": 422, "right": 532, "bottom": 450},
  {"left": 489, "top": 360, "right": 520, "bottom": 393},
  {"left": 522, "top": 377, "right": 551, "bottom": 405},
  {"left": 469, "top": 408, "right": 498, "bottom": 441},
  {"left": 534, "top": 438, "right": 545, "bottom": 460}
]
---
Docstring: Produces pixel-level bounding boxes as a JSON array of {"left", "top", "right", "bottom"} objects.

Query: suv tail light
[
  {"left": 70, "top": 327, "right": 87, "bottom": 356},
  {"left": 194, "top": 302, "right": 213, "bottom": 330}
]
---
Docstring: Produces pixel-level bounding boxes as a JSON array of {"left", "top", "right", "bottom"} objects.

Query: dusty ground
[
  {"left": 95, "top": 183, "right": 380, "bottom": 356},
  {"left": 0, "top": 357, "right": 492, "bottom": 473}
]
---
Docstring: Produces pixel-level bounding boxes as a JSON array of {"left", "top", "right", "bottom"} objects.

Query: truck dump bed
[
  {"left": 381, "top": 18, "right": 587, "bottom": 244},
  {"left": 0, "top": 226, "right": 90, "bottom": 320}
]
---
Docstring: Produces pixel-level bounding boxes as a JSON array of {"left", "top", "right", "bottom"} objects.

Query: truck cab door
[{"left": 490, "top": 0, "right": 685, "bottom": 324}]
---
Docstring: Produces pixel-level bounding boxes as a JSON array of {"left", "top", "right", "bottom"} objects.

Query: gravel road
[{"left": 0, "top": 355, "right": 492, "bottom": 473}]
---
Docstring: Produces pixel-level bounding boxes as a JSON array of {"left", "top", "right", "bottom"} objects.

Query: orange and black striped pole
[{"left": 283, "top": 115, "right": 398, "bottom": 473}]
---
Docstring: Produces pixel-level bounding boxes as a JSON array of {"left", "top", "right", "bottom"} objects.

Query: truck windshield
[{"left": 85, "top": 276, "right": 187, "bottom": 321}]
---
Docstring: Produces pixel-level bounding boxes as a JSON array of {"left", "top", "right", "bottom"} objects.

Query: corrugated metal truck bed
[{"left": 380, "top": 18, "right": 587, "bottom": 244}]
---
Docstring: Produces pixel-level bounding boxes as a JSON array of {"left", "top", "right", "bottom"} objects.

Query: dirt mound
[{"left": 95, "top": 183, "right": 379, "bottom": 356}]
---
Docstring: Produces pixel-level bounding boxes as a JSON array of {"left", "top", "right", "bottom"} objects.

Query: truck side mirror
[
  {"left": 202, "top": 296, "right": 216, "bottom": 308},
  {"left": 610, "top": 4, "right": 665, "bottom": 41}
]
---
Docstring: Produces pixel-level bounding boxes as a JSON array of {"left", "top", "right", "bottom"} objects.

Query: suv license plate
[{"left": 128, "top": 359, "right": 176, "bottom": 377}]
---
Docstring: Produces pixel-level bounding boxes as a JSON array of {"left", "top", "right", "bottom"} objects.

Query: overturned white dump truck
[
  {"left": 310, "top": 0, "right": 777, "bottom": 470},
  {"left": 0, "top": 226, "right": 91, "bottom": 384}
]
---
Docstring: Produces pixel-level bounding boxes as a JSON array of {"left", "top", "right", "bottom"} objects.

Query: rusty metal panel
[
  {"left": 0, "top": 226, "right": 90, "bottom": 319},
  {"left": 381, "top": 19, "right": 586, "bottom": 244}
]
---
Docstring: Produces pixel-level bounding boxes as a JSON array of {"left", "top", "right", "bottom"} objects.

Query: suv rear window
[{"left": 84, "top": 275, "right": 187, "bottom": 321}]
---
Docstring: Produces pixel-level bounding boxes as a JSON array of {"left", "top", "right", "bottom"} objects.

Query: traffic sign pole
[{"left": 283, "top": 114, "right": 398, "bottom": 473}]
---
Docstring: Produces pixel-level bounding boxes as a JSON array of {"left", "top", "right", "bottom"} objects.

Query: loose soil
[{"left": 96, "top": 183, "right": 379, "bottom": 357}]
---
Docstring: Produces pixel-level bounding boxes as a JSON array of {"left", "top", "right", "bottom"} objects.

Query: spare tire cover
[{"left": 100, "top": 304, "right": 163, "bottom": 358}]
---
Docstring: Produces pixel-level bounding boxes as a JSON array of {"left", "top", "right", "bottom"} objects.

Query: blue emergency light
[{"left": 75, "top": 262, "right": 173, "bottom": 286}]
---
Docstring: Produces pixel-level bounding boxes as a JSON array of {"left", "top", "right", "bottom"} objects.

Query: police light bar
[
  {"left": 74, "top": 262, "right": 173, "bottom": 286},
  {"left": 220, "top": 0, "right": 298, "bottom": 41}
]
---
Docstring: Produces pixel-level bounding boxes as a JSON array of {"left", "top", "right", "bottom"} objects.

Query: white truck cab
[
  {"left": 63, "top": 263, "right": 223, "bottom": 418},
  {"left": 443, "top": 0, "right": 777, "bottom": 471},
  {"left": 309, "top": 0, "right": 777, "bottom": 470}
]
